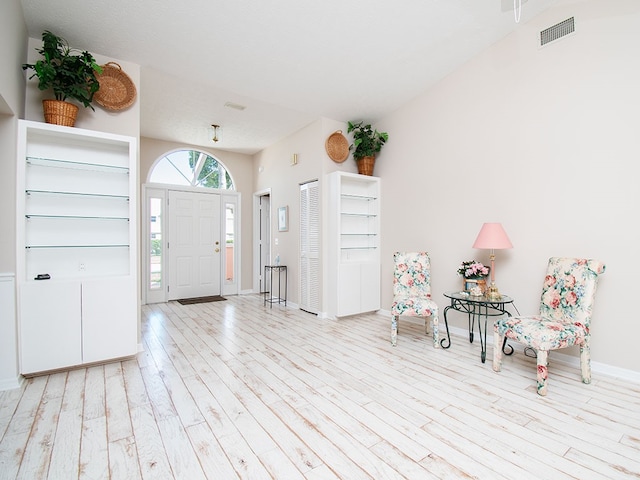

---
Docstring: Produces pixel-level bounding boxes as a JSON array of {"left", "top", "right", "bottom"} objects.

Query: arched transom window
[{"left": 149, "top": 149, "right": 235, "bottom": 190}]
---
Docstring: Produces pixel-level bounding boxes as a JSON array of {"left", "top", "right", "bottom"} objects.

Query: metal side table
[
  {"left": 442, "top": 291, "right": 514, "bottom": 363},
  {"left": 264, "top": 265, "right": 287, "bottom": 307}
]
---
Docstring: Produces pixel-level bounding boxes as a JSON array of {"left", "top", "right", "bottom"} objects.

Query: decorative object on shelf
[
  {"left": 278, "top": 206, "right": 288, "bottom": 232},
  {"left": 457, "top": 260, "right": 489, "bottom": 293},
  {"left": 472, "top": 223, "right": 513, "bottom": 300},
  {"left": 469, "top": 285, "right": 484, "bottom": 297},
  {"left": 325, "top": 130, "right": 349, "bottom": 163},
  {"left": 93, "top": 62, "right": 137, "bottom": 111},
  {"left": 465, "top": 278, "right": 487, "bottom": 294},
  {"left": 22, "top": 30, "right": 102, "bottom": 126},
  {"left": 347, "top": 121, "right": 388, "bottom": 176}
]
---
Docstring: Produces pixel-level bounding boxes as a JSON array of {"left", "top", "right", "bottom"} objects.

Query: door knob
[{"left": 215, "top": 248, "right": 220, "bottom": 253}]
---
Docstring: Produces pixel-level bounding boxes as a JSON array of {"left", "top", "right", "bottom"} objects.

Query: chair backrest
[
  {"left": 393, "top": 252, "right": 432, "bottom": 298},
  {"left": 538, "top": 257, "right": 606, "bottom": 326}
]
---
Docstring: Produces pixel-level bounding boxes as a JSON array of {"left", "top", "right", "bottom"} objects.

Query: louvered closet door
[{"left": 299, "top": 180, "right": 320, "bottom": 314}]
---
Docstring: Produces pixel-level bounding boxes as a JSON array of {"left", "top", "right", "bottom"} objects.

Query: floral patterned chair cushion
[
  {"left": 391, "top": 252, "right": 439, "bottom": 348},
  {"left": 493, "top": 257, "right": 605, "bottom": 396}
]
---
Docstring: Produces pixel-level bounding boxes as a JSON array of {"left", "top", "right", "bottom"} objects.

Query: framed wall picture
[{"left": 278, "top": 206, "right": 288, "bottom": 232}]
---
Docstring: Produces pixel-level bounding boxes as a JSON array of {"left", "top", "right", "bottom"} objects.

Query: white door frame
[
  {"left": 142, "top": 184, "right": 240, "bottom": 304},
  {"left": 253, "top": 188, "right": 271, "bottom": 293}
]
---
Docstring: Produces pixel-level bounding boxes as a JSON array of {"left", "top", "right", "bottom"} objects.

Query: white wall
[
  {"left": 375, "top": 0, "right": 640, "bottom": 373},
  {"left": 0, "top": 0, "right": 26, "bottom": 389},
  {"left": 253, "top": 117, "right": 352, "bottom": 310}
]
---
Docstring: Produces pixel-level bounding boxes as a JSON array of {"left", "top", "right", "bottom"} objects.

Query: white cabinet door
[
  {"left": 82, "top": 277, "right": 137, "bottom": 363},
  {"left": 337, "top": 263, "right": 381, "bottom": 316},
  {"left": 19, "top": 281, "right": 82, "bottom": 374},
  {"left": 360, "top": 262, "right": 381, "bottom": 313},
  {"left": 337, "top": 264, "right": 362, "bottom": 317}
]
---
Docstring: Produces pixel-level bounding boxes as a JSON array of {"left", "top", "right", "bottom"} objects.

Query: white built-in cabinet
[
  {"left": 16, "top": 120, "right": 138, "bottom": 375},
  {"left": 326, "top": 171, "right": 380, "bottom": 318}
]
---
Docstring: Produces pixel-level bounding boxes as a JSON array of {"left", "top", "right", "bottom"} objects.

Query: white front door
[{"left": 168, "top": 190, "right": 221, "bottom": 300}]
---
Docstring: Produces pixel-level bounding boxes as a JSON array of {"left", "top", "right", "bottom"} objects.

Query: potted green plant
[
  {"left": 22, "top": 30, "right": 102, "bottom": 127},
  {"left": 347, "top": 120, "right": 389, "bottom": 176}
]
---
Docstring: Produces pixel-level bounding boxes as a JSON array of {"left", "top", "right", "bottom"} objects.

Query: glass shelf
[
  {"left": 26, "top": 156, "right": 129, "bottom": 174},
  {"left": 340, "top": 193, "right": 377, "bottom": 201},
  {"left": 340, "top": 212, "right": 377, "bottom": 217},
  {"left": 26, "top": 189, "right": 129, "bottom": 200},
  {"left": 26, "top": 244, "right": 130, "bottom": 249},
  {"left": 26, "top": 214, "right": 129, "bottom": 221}
]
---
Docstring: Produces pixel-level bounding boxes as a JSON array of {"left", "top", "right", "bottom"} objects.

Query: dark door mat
[{"left": 176, "top": 295, "right": 226, "bottom": 305}]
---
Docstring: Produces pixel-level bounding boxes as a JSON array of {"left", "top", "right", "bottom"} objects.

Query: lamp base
[{"left": 486, "top": 282, "right": 502, "bottom": 300}]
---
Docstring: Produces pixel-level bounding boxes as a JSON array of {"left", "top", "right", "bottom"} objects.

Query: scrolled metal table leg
[{"left": 440, "top": 306, "right": 452, "bottom": 349}]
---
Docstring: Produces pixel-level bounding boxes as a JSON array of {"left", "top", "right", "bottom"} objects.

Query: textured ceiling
[{"left": 20, "top": 0, "right": 559, "bottom": 154}]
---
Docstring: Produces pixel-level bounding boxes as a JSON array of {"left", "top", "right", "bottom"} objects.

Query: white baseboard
[
  {"left": 377, "top": 309, "right": 640, "bottom": 384},
  {"left": 0, "top": 375, "right": 24, "bottom": 392}
]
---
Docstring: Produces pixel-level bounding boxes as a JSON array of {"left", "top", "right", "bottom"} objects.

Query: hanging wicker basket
[
  {"left": 42, "top": 100, "right": 79, "bottom": 127},
  {"left": 356, "top": 156, "right": 375, "bottom": 176},
  {"left": 325, "top": 130, "right": 349, "bottom": 163},
  {"left": 94, "top": 62, "right": 137, "bottom": 111}
]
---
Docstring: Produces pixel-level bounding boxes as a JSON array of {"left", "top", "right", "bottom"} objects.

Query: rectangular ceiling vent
[
  {"left": 224, "top": 101, "right": 246, "bottom": 111},
  {"left": 540, "top": 17, "right": 575, "bottom": 47}
]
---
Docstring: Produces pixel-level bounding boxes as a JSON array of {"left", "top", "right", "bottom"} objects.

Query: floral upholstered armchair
[
  {"left": 391, "top": 252, "right": 439, "bottom": 348},
  {"left": 493, "top": 257, "right": 605, "bottom": 396}
]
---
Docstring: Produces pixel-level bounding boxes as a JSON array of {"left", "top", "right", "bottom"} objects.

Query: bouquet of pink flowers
[{"left": 457, "top": 260, "right": 490, "bottom": 279}]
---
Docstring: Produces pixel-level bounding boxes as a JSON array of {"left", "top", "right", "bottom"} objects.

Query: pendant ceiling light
[
  {"left": 211, "top": 124, "right": 221, "bottom": 142},
  {"left": 514, "top": 0, "right": 522, "bottom": 23}
]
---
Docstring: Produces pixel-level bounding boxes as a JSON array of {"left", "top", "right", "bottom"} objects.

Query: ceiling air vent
[
  {"left": 224, "top": 101, "right": 246, "bottom": 111},
  {"left": 540, "top": 17, "right": 575, "bottom": 47}
]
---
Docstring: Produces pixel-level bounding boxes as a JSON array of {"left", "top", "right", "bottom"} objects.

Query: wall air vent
[{"left": 540, "top": 17, "right": 575, "bottom": 47}]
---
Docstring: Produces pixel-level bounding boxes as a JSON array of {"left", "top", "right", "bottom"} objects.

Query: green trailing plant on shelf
[
  {"left": 22, "top": 30, "right": 102, "bottom": 110},
  {"left": 347, "top": 120, "right": 389, "bottom": 160}
]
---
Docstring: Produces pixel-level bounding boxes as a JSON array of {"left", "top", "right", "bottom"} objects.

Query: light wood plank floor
[{"left": 1, "top": 294, "right": 639, "bottom": 479}]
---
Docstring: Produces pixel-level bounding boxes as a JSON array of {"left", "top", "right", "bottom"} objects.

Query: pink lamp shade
[{"left": 472, "top": 223, "right": 513, "bottom": 250}]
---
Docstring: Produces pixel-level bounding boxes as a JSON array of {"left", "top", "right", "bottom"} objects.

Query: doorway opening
[{"left": 253, "top": 189, "right": 271, "bottom": 294}]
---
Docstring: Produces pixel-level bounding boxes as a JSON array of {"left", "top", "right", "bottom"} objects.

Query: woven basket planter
[
  {"left": 356, "top": 156, "right": 375, "bottom": 176},
  {"left": 42, "top": 100, "right": 79, "bottom": 127}
]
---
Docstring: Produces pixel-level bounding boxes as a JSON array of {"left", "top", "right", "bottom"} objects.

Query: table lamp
[{"left": 472, "top": 223, "right": 513, "bottom": 299}]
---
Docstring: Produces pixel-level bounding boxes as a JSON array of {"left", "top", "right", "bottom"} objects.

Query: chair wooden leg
[
  {"left": 391, "top": 316, "right": 398, "bottom": 346},
  {"left": 431, "top": 314, "right": 439, "bottom": 349},
  {"left": 536, "top": 350, "right": 549, "bottom": 396},
  {"left": 492, "top": 331, "right": 503, "bottom": 372},
  {"left": 580, "top": 338, "right": 591, "bottom": 384}
]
